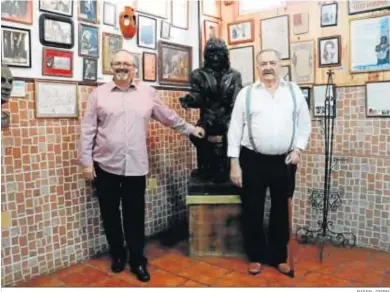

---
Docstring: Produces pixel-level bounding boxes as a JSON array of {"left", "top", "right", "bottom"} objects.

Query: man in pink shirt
[{"left": 78, "top": 49, "right": 204, "bottom": 282}]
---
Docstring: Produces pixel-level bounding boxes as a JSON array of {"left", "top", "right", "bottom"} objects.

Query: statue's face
[
  {"left": 206, "top": 48, "right": 227, "bottom": 71},
  {"left": 1, "top": 65, "right": 13, "bottom": 101}
]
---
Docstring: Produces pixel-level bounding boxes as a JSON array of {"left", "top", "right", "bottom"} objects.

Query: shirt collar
[
  {"left": 109, "top": 80, "right": 139, "bottom": 91},
  {"left": 254, "top": 78, "right": 288, "bottom": 88}
]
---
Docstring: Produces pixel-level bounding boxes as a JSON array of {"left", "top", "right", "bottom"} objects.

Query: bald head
[
  {"left": 111, "top": 49, "right": 135, "bottom": 66},
  {"left": 110, "top": 49, "right": 135, "bottom": 84}
]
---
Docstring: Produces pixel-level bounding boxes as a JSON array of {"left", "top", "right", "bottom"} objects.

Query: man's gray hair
[
  {"left": 256, "top": 49, "right": 282, "bottom": 63},
  {"left": 110, "top": 49, "right": 135, "bottom": 65}
]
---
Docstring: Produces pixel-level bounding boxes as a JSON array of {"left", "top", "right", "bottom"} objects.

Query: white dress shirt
[{"left": 227, "top": 79, "right": 311, "bottom": 158}]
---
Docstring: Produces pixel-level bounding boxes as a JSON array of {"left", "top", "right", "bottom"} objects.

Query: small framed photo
[
  {"left": 103, "top": 1, "right": 116, "bottom": 27},
  {"left": 366, "top": 81, "right": 390, "bottom": 117},
  {"left": 82, "top": 57, "right": 98, "bottom": 82},
  {"left": 1, "top": 0, "right": 33, "bottom": 24},
  {"left": 204, "top": 20, "right": 220, "bottom": 44},
  {"left": 131, "top": 52, "right": 142, "bottom": 80},
  {"left": 102, "top": 32, "right": 123, "bottom": 74},
  {"left": 313, "top": 84, "right": 336, "bottom": 118},
  {"left": 39, "top": 13, "right": 74, "bottom": 49},
  {"left": 281, "top": 65, "right": 291, "bottom": 81},
  {"left": 78, "top": 0, "right": 99, "bottom": 24},
  {"left": 300, "top": 87, "right": 311, "bottom": 109},
  {"left": 1, "top": 26, "right": 31, "bottom": 68},
  {"left": 161, "top": 21, "right": 170, "bottom": 40},
  {"left": 137, "top": 15, "right": 157, "bottom": 50},
  {"left": 293, "top": 12, "right": 309, "bottom": 35},
  {"left": 321, "top": 3, "right": 337, "bottom": 27},
  {"left": 42, "top": 47, "right": 73, "bottom": 78},
  {"left": 318, "top": 35, "right": 341, "bottom": 67},
  {"left": 39, "top": 0, "right": 73, "bottom": 17},
  {"left": 227, "top": 19, "right": 254, "bottom": 46},
  {"left": 142, "top": 52, "right": 157, "bottom": 82},
  {"left": 78, "top": 23, "right": 99, "bottom": 58}
]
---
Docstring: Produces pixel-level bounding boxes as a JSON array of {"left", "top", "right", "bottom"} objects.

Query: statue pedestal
[{"left": 186, "top": 177, "right": 244, "bottom": 257}]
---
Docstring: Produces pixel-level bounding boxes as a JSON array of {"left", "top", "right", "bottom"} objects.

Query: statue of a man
[
  {"left": 180, "top": 38, "right": 243, "bottom": 183},
  {"left": 1, "top": 65, "right": 13, "bottom": 130}
]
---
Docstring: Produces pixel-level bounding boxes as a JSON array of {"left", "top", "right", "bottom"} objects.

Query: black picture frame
[
  {"left": 348, "top": 0, "right": 390, "bottom": 15},
  {"left": 1, "top": 25, "right": 32, "bottom": 68},
  {"left": 39, "top": 0, "right": 74, "bottom": 17},
  {"left": 82, "top": 57, "right": 98, "bottom": 82},
  {"left": 320, "top": 3, "right": 338, "bottom": 27},
  {"left": 39, "top": 13, "right": 74, "bottom": 49},
  {"left": 318, "top": 35, "right": 342, "bottom": 68},
  {"left": 78, "top": 23, "right": 99, "bottom": 58},
  {"left": 137, "top": 14, "right": 157, "bottom": 50},
  {"left": 300, "top": 86, "right": 311, "bottom": 109}
]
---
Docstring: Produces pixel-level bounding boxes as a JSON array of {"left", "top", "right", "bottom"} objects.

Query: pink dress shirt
[{"left": 78, "top": 81, "right": 195, "bottom": 176}]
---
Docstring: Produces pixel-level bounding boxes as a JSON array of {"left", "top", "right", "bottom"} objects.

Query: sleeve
[
  {"left": 227, "top": 87, "right": 246, "bottom": 158},
  {"left": 293, "top": 84, "right": 312, "bottom": 151}
]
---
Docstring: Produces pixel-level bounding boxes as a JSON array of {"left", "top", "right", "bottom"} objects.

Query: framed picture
[
  {"left": 1, "top": 0, "right": 33, "bottom": 24},
  {"left": 260, "top": 15, "right": 290, "bottom": 60},
  {"left": 229, "top": 46, "right": 254, "bottom": 86},
  {"left": 204, "top": 20, "right": 220, "bottom": 44},
  {"left": 135, "top": 0, "right": 168, "bottom": 19},
  {"left": 39, "top": 0, "right": 73, "bottom": 17},
  {"left": 202, "top": 0, "right": 220, "bottom": 19},
  {"left": 293, "top": 12, "right": 309, "bottom": 35},
  {"left": 39, "top": 13, "right": 74, "bottom": 49},
  {"left": 227, "top": 19, "right": 254, "bottom": 45},
  {"left": 42, "top": 47, "right": 73, "bottom": 78},
  {"left": 131, "top": 52, "right": 142, "bottom": 80},
  {"left": 366, "top": 81, "right": 390, "bottom": 117},
  {"left": 321, "top": 3, "right": 338, "bottom": 27},
  {"left": 82, "top": 57, "right": 98, "bottom": 82},
  {"left": 158, "top": 41, "right": 192, "bottom": 86},
  {"left": 78, "top": 0, "right": 99, "bottom": 23},
  {"left": 348, "top": 0, "right": 390, "bottom": 15},
  {"left": 161, "top": 21, "right": 171, "bottom": 40},
  {"left": 137, "top": 15, "right": 157, "bottom": 50},
  {"left": 34, "top": 79, "right": 78, "bottom": 118},
  {"left": 102, "top": 32, "right": 123, "bottom": 74},
  {"left": 103, "top": 2, "right": 116, "bottom": 27},
  {"left": 78, "top": 23, "right": 99, "bottom": 58},
  {"left": 1, "top": 26, "right": 31, "bottom": 68},
  {"left": 318, "top": 35, "right": 341, "bottom": 67},
  {"left": 313, "top": 84, "right": 336, "bottom": 118},
  {"left": 300, "top": 87, "right": 311, "bottom": 109},
  {"left": 142, "top": 52, "right": 157, "bottom": 82},
  {"left": 291, "top": 40, "right": 315, "bottom": 84},
  {"left": 350, "top": 15, "right": 390, "bottom": 73},
  {"left": 281, "top": 65, "right": 291, "bottom": 81},
  {"left": 171, "top": 0, "right": 189, "bottom": 30}
]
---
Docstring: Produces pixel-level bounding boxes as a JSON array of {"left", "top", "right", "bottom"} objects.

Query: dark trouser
[
  {"left": 94, "top": 162, "right": 147, "bottom": 268},
  {"left": 239, "top": 146, "right": 296, "bottom": 265}
]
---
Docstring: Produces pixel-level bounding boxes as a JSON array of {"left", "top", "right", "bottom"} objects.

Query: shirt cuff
[
  {"left": 184, "top": 123, "right": 196, "bottom": 136},
  {"left": 79, "top": 156, "right": 93, "bottom": 168},
  {"left": 227, "top": 146, "right": 240, "bottom": 158}
]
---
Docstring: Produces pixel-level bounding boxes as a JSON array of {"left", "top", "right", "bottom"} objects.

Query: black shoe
[
  {"left": 111, "top": 257, "right": 126, "bottom": 273},
  {"left": 130, "top": 265, "right": 150, "bottom": 282}
]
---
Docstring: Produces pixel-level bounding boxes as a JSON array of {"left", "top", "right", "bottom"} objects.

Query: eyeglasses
[{"left": 111, "top": 62, "right": 134, "bottom": 68}]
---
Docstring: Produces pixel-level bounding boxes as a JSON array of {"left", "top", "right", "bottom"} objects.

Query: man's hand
[
  {"left": 289, "top": 150, "right": 301, "bottom": 165},
  {"left": 82, "top": 166, "right": 96, "bottom": 180},
  {"left": 192, "top": 126, "right": 205, "bottom": 138},
  {"left": 230, "top": 159, "right": 242, "bottom": 187}
]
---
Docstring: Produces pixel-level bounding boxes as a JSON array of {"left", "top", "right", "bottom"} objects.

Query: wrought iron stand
[{"left": 295, "top": 70, "right": 356, "bottom": 262}]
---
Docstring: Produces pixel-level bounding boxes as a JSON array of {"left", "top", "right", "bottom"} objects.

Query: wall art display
[
  {"left": 103, "top": 1, "right": 116, "bottom": 27},
  {"left": 142, "top": 52, "right": 157, "bottom": 82},
  {"left": 161, "top": 21, "right": 171, "bottom": 40},
  {"left": 158, "top": 41, "right": 192, "bottom": 86},
  {"left": 348, "top": 0, "right": 390, "bottom": 15},
  {"left": 82, "top": 57, "right": 98, "bottom": 82},
  {"left": 78, "top": 23, "right": 99, "bottom": 58},
  {"left": 293, "top": 12, "right": 309, "bottom": 35},
  {"left": 137, "top": 15, "right": 157, "bottom": 50},
  {"left": 39, "top": 13, "right": 74, "bottom": 49},
  {"left": 313, "top": 84, "right": 336, "bottom": 118},
  {"left": 42, "top": 47, "right": 73, "bottom": 78},
  {"left": 11, "top": 80, "right": 26, "bottom": 98},
  {"left": 39, "top": 0, "right": 73, "bottom": 17},
  {"left": 1, "top": 0, "right": 33, "bottom": 24},
  {"left": 260, "top": 15, "right": 290, "bottom": 60},
  {"left": 102, "top": 32, "right": 123, "bottom": 74},
  {"left": 171, "top": 0, "right": 189, "bottom": 30},
  {"left": 34, "top": 80, "right": 78, "bottom": 118},
  {"left": 227, "top": 19, "right": 254, "bottom": 45},
  {"left": 350, "top": 15, "right": 390, "bottom": 73},
  {"left": 366, "top": 81, "right": 390, "bottom": 117},
  {"left": 318, "top": 35, "right": 341, "bottom": 67},
  {"left": 78, "top": 0, "right": 99, "bottom": 24},
  {"left": 301, "top": 87, "right": 311, "bottom": 109},
  {"left": 321, "top": 3, "right": 338, "bottom": 27},
  {"left": 136, "top": 0, "right": 168, "bottom": 19},
  {"left": 1, "top": 26, "right": 31, "bottom": 68},
  {"left": 229, "top": 46, "right": 254, "bottom": 86},
  {"left": 281, "top": 65, "right": 291, "bottom": 81},
  {"left": 291, "top": 40, "right": 315, "bottom": 84},
  {"left": 204, "top": 20, "right": 220, "bottom": 44},
  {"left": 131, "top": 52, "right": 142, "bottom": 80},
  {"left": 202, "top": 0, "right": 220, "bottom": 19}
]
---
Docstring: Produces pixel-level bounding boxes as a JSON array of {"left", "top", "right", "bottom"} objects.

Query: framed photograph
[
  {"left": 103, "top": 2, "right": 116, "bottom": 27},
  {"left": 300, "top": 87, "right": 311, "bottom": 109},
  {"left": 293, "top": 12, "right": 309, "bottom": 35},
  {"left": 350, "top": 15, "right": 390, "bottom": 73},
  {"left": 321, "top": 3, "right": 338, "bottom": 27},
  {"left": 78, "top": 0, "right": 99, "bottom": 24},
  {"left": 137, "top": 15, "right": 157, "bottom": 50},
  {"left": 39, "top": 13, "right": 74, "bottom": 49},
  {"left": 229, "top": 46, "right": 254, "bottom": 86},
  {"left": 348, "top": 0, "right": 390, "bottom": 15},
  {"left": 78, "top": 23, "right": 99, "bottom": 58},
  {"left": 161, "top": 21, "right": 171, "bottom": 40},
  {"left": 135, "top": 0, "right": 168, "bottom": 19},
  {"left": 1, "top": 26, "right": 31, "bottom": 68},
  {"left": 1, "top": 0, "right": 33, "bottom": 24},
  {"left": 142, "top": 52, "right": 157, "bottom": 82},
  {"left": 281, "top": 65, "right": 291, "bottom": 81},
  {"left": 366, "top": 81, "right": 390, "bottom": 117},
  {"left": 171, "top": 0, "right": 189, "bottom": 30},
  {"left": 313, "top": 84, "right": 336, "bottom": 118},
  {"left": 131, "top": 52, "right": 142, "bottom": 80},
  {"left": 318, "top": 35, "right": 341, "bottom": 67},
  {"left": 202, "top": 0, "right": 220, "bottom": 19},
  {"left": 291, "top": 40, "right": 315, "bottom": 85},
  {"left": 82, "top": 57, "right": 98, "bottom": 82},
  {"left": 204, "top": 20, "right": 220, "bottom": 44},
  {"left": 227, "top": 19, "right": 254, "bottom": 46},
  {"left": 35, "top": 79, "right": 78, "bottom": 118},
  {"left": 42, "top": 47, "right": 73, "bottom": 78},
  {"left": 158, "top": 41, "right": 192, "bottom": 86},
  {"left": 260, "top": 15, "right": 290, "bottom": 60},
  {"left": 39, "top": 0, "right": 73, "bottom": 17},
  {"left": 102, "top": 32, "right": 123, "bottom": 74}
]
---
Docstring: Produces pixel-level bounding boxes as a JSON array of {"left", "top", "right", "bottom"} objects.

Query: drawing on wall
[
  {"left": 83, "top": 57, "right": 98, "bottom": 81},
  {"left": 79, "top": 0, "right": 98, "bottom": 23},
  {"left": 78, "top": 23, "right": 99, "bottom": 58},
  {"left": 102, "top": 32, "right": 123, "bottom": 74},
  {"left": 1, "top": 0, "right": 33, "bottom": 24},
  {"left": 318, "top": 35, "right": 341, "bottom": 67},
  {"left": 260, "top": 15, "right": 290, "bottom": 60},
  {"left": 39, "top": 0, "right": 73, "bottom": 17},
  {"left": 1, "top": 26, "right": 31, "bottom": 68},
  {"left": 137, "top": 15, "right": 157, "bottom": 50},
  {"left": 227, "top": 19, "right": 254, "bottom": 45},
  {"left": 229, "top": 45, "right": 254, "bottom": 86},
  {"left": 291, "top": 40, "right": 315, "bottom": 84},
  {"left": 321, "top": 3, "right": 337, "bottom": 27}
]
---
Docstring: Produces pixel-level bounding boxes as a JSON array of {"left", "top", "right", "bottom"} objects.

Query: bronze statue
[
  {"left": 180, "top": 38, "right": 243, "bottom": 183},
  {"left": 1, "top": 65, "right": 13, "bottom": 130}
]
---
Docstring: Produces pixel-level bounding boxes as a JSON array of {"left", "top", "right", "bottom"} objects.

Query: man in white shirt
[{"left": 227, "top": 49, "right": 311, "bottom": 276}]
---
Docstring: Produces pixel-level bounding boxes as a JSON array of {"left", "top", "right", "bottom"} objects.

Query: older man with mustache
[
  {"left": 78, "top": 49, "right": 205, "bottom": 282},
  {"left": 227, "top": 49, "right": 311, "bottom": 276}
]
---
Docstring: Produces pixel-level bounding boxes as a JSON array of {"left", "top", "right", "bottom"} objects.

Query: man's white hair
[
  {"left": 110, "top": 49, "right": 135, "bottom": 65},
  {"left": 256, "top": 49, "right": 282, "bottom": 63}
]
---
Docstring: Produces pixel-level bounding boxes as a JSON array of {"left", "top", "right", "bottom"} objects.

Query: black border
[
  {"left": 82, "top": 57, "right": 98, "bottom": 82},
  {"left": 39, "top": 0, "right": 74, "bottom": 17},
  {"left": 318, "top": 35, "right": 342, "bottom": 68},
  {"left": 39, "top": 13, "right": 75, "bottom": 49},
  {"left": 320, "top": 3, "right": 338, "bottom": 27},
  {"left": 137, "top": 14, "right": 157, "bottom": 50},
  {"left": 1, "top": 25, "right": 32, "bottom": 68},
  {"left": 78, "top": 23, "right": 99, "bottom": 58}
]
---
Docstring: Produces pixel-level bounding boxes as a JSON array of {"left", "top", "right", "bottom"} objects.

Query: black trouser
[
  {"left": 239, "top": 147, "right": 296, "bottom": 265},
  {"left": 94, "top": 162, "right": 147, "bottom": 268}
]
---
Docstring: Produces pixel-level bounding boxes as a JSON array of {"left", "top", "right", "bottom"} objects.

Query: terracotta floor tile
[
  {"left": 90, "top": 277, "right": 135, "bottom": 287},
  {"left": 178, "top": 261, "right": 230, "bottom": 285},
  {"left": 140, "top": 268, "right": 187, "bottom": 287},
  {"left": 212, "top": 271, "right": 270, "bottom": 287},
  {"left": 182, "top": 280, "right": 208, "bottom": 287},
  {"left": 381, "top": 273, "right": 390, "bottom": 287},
  {"left": 57, "top": 266, "right": 110, "bottom": 287},
  {"left": 151, "top": 252, "right": 199, "bottom": 273},
  {"left": 303, "top": 272, "right": 351, "bottom": 287},
  {"left": 86, "top": 257, "right": 113, "bottom": 273},
  {"left": 16, "top": 275, "right": 65, "bottom": 287}
]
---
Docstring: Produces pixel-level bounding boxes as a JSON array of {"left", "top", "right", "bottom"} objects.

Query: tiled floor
[{"left": 16, "top": 240, "right": 390, "bottom": 287}]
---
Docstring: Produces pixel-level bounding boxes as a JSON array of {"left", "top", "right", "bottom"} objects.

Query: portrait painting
[
  {"left": 1, "top": 0, "right": 33, "bottom": 24},
  {"left": 79, "top": 0, "right": 98, "bottom": 23},
  {"left": 78, "top": 23, "right": 99, "bottom": 58},
  {"left": 39, "top": 0, "right": 73, "bottom": 17},
  {"left": 102, "top": 32, "right": 123, "bottom": 74},
  {"left": 227, "top": 19, "right": 254, "bottom": 45},
  {"left": 318, "top": 35, "right": 341, "bottom": 67},
  {"left": 158, "top": 41, "right": 192, "bottom": 86},
  {"left": 83, "top": 57, "right": 98, "bottom": 81},
  {"left": 1, "top": 26, "right": 31, "bottom": 68},
  {"left": 137, "top": 15, "right": 157, "bottom": 50},
  {"left": 321, "top": 3, "right": 337, "bottom": 27}
]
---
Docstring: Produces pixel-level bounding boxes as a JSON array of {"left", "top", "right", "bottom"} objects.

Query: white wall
[{"left": 2, "top": 0, "right": 200, "bottom": 86}]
